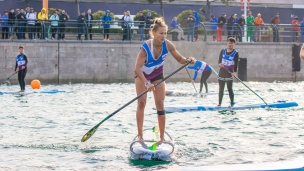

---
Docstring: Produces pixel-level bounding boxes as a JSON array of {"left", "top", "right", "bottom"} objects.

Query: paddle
[
  {"left": 81, "top": 62, "right": 190, "bottom": 142},
  {"left": 185, "top": 68, "right": 197, "bottom": 92},
  {"left": 223, "top": 67, "right": 269, "bottom": 107},
  {"left": 4, "top": 71, "right": 19, "bottom": 85}
]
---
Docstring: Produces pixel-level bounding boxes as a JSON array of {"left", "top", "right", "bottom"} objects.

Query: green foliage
[
  {"left": 176, "top": 10, "right": 206, "bottom": 28},
  {"left": 200, "top": 6, "right": 206, "bottom": 14},
  {"left": 146, "top": 0, "right": 174, "bottom": 3},
  {"left": 221, "top": 0, "right": 235, "bottom": 6},
  {"left": 133, "top": 10, "right": 161, "bottom": 21}
]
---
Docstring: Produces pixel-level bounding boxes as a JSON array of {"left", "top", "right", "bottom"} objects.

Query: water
[{"left": 0, "top": 81, "right": 304, "bottom": 170}]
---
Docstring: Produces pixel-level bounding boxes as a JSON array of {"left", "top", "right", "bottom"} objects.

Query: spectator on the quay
[
  {"left": 25, "top": 7, "right": 30, "bottom": 15},
  {"left": 300, "top": 17, "right": 304, "bottom": 43},
  {"left": 17, "top": 8, "right": 26, "bottom": 39},
  {"left": 227, "top": 14, "right": 235, "bottom": 39},
  {"left": 8, "top": 8, "right": 16, "bottom": 39},
  {"left": 26, "top": 8, "right": 36, "bottom": 40},
  {"left": 121, "top": 10, "right": 127, "bottom": 40},
  {"left": 270, "top": 13, "right": 280, "bottom": 42},
  {"left": 37, "top": 8, "right": 48, "bottom": 39},
  {"left": 85, "top": 8, "right": 94, "bottom": 40},
  {"left": 247, "top": 11, "right": 254, "bottom": 42},
  {"left": 14, "top": 9, "right": 20, "bottom": 37},
  {"left": 170, "top": 16, "right": 184, "bottom": 41},
  {"left": 233, "top": 14, "right": 239, "bottom": 38},
  {"left": 216, "top": 13, "right": 226, "bottom": 42},
  {"left": 145, "top": 12, "right": 154, "bottom": 40},
  {"left": 137, "top": 11, "right": 145, "bottom": 41},
  {"left": 123, "top": 10, "right": 133, "bottom": 40},
  {"left": 102, "top": 10, "right": 112, "bottom": 41},
  {"left": 236, "top": 14, "right": 245, "bottom": 42},
  {"left": 187, "top": 12, "right": 196, "bottom": 42},
  {"left": 193, "top": 11, "right": 200, "bottom": 42},
  {"left": 49, "top": 11, "right": 60, "bottom": 40},
  {"left": 59, "top": 10, "right": 68, "bottom": 40},
  {"left": 254, "top": 13, "right": 264, "bottom": 42},
  {"left": 77, "top": 11, "right": 86, "bottom": 40},
  {"left": 292, "top": 16, "right": 300, "bottom": 42},
  {"left": 1, "top": 11, "right": 9, "bottom": 39},
  {"left": 210, "top": 14, "right": 218, "bottom": 41}
]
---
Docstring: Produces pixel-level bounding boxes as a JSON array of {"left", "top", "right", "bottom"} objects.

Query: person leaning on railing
[
  {"left": 210, "top": 15, "right": 218, "bottom": 41},
  {"left": 254, "top": 13, "right": 264, "bottom": 42},
  {"left": 216, "top": 13, "right": 226, "bottom": 42},
  {"left": 85, "top": 8, "right": 93, "bottom": 40},
  {"left": 270, "top": 13, "right": 280, "bottom": 42},
  {"left": 170, "top": 16, "right": 184, "bottom": 41},
  {"left": 137, "top": 11, "right": 146, "bottom": 41},
  {"left": 77, "top": 11, "right": 86, "bottom": 40},
  {"left": 37, "top": 7, "right": 48, "bottom": 39},
  {"left": 26, "top": 8, "right": 36, "bottom": 40},
  {"left": 8, "top": 8, "right": 16, "bottom": 39}
]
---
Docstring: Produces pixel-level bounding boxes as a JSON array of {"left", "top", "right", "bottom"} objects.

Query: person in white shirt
[
  {"left": 123, "top": 10, "right": 133, "bottom": 40},
  {"left": 26, "top": 8, "right": 36, "bottom": 40}
]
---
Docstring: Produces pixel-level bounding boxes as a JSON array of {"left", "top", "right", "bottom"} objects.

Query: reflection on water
[{"left": 0, "top": 82, "right": 303, "bottom": 170}]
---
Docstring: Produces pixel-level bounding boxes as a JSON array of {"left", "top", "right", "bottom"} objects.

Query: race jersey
[
  {"left": 16, "top": 54, "right": 27, "bottom": 69},
  {"left": 187, "top": 60, "right": 211, "bottom": 80},
  {"left": 141, "top": 39, "right": 168, "bottom": 80},
  {"left": 221, "top": 48, "right": 237, "bottom": 71}
]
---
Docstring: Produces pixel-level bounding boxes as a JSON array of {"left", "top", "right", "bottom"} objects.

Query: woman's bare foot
[{"left": 137, "top": 135, "right": 144, "bottom": 141}]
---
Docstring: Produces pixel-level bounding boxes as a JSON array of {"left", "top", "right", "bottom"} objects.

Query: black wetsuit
[
  {"left": 218, "top": 49, "right": 239, "bottom": 105},
  {"left": 15, "top": 54, "right": 28, "bottom": 91}
]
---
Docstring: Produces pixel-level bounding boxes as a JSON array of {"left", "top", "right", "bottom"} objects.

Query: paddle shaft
[
  {"left": 185, "top": 67, "right": 197, "bottom": 92},
  {"left": 222, "top": 67, "right": 269, "bottom": 106},
  {"left": 81, "top": 62, "right": 190, "bottom": 142}
]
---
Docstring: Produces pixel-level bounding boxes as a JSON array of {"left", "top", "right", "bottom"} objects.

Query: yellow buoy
[{"left": 31, "top": 79, "right": 41, "bottom": 89}]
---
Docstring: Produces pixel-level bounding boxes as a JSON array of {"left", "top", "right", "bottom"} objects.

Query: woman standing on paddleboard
[
  {"left": 134, "top": 17, "right": 195, "bottom": 141},
  {"left": 14, "top": 46, "right": 28, "bottom": 92},
  {"left": 217, "top": 37, "right": 239, "bottom": 107}
]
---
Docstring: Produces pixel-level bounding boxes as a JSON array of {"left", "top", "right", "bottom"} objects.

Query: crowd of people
[{"left": 1, "top": 7, "right": 304, "bottom": 42}]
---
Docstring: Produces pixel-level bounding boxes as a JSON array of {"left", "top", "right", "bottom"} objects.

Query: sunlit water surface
[{"left": 0, "top": 81, "right": 304, "bottom": 170}]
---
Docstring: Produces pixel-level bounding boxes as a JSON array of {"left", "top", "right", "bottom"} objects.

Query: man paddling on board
[
  {"left": 187, "top": 59, "right": 212, "bottom": 93},
  {"left": 217, "top": 37, "right": 239, "bottom": 107},
  {"left": 14, "top": 46, "right": 28, "bottom": 92},
  {"left": 134, "top": 17, "right": 195, "bottom": 142}
]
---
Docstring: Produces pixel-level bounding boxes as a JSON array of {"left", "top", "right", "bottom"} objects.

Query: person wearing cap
[
  {"left": 270, "top": 13, "right": 280, "bottom": 42},
  {"left": 254, "top": 13, "right": 264, "bottom": 42},
  {"left": 85, "top": 8, "right": 94, "bottom": 40},
  {"left": 49, "top": 11, "right": 60, "bottom": 40},
  {"left": 17, "top": 8, "right": 26, "bottom": 39},
  {"left": 246, "top": 11, "right": 254, "bottom": 42},
  {"left": 77, "top": 11, "right": 86, "bottom": 40},
  {"left": 292, "top": 16, "right": 300, "bottom": 42},
  {"left": 187, "top": 12, "right": 196, "bottom": 42},
  {"left": 102, "top": 10, "right": 112, "bottom": 41},
  {"left": 26, "top": 8, "right": 36, "bottom": 40},
  {"left": 145, "top": 12, "right": 154, "bottom": 40},
  {"left": 123, "top": 10, "right": 133, "bottom": 40},
  {"left": 8, "top": 8, "right": 16, "bottom": 39},
  {"left": 216, "top": 13, "right": 226, "bottom": 42}
]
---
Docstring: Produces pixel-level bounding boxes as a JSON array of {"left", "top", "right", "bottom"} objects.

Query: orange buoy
[{"left": 31, "top": 79, "right": 41, "bottom": 89}]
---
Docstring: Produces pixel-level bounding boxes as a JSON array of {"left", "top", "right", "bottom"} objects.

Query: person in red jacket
[{"left": 292, "top": 16, "right": 300, "bottom": 42}]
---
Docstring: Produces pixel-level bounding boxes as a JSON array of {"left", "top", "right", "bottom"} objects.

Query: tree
[
  {"left": 75, "top": 0, "right": 80, "bottom": 16},
  {"left": 204, "top": 0, "right": 235, "bottom": 20},
  {"left": 146, "top": 0, "right": 174, "bottom": 20},
  {"left": 177, "top": 10, "right": 205, "bottom": 28}
]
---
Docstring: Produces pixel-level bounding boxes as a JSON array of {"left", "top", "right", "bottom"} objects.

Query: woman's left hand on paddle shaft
[
  {"left": 146, "top": 83, "right": 155, "bottom": 92},
  {"left": 191, "top": 80, "right": 194, "bottom": 84},
  {"left": 186, "top": 57, "right": 196, "bottom": 65},
  {"left": 231, "top": 72, "right": 237, "bottom": 77}
]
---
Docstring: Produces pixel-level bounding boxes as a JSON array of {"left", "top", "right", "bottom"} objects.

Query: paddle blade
[
  {"left": 4, "top": 79, "right": 10, "bottom": 85},
  {"left": 81, "top": 127, "right": 97, "bottom": 142}
]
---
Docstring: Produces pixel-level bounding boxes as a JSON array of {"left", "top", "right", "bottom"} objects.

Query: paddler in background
[
  {"left": 187, "top": 59, "right": 212, "bottom": 93},
  {"left": 217, "top": 37, "right": 239, "bottom": 107},
  {"left": 14, "top": 46, "right": 28, "bottom": 92}
]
